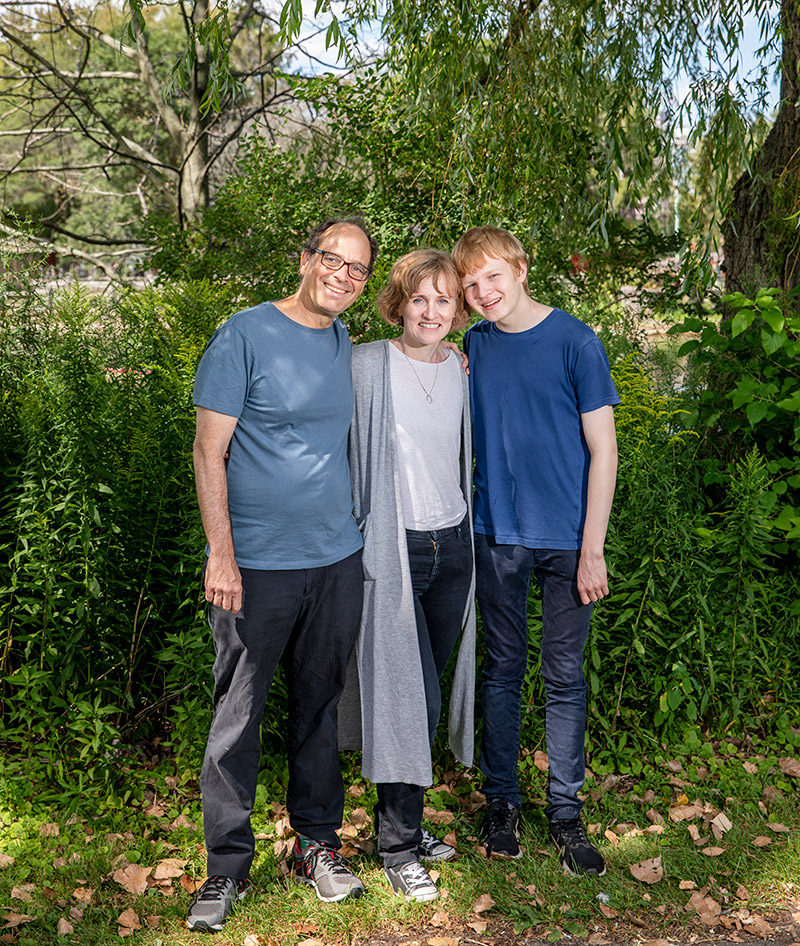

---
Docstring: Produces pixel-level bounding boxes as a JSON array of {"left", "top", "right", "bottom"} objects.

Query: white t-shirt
[{"left": 389, "top": 344, "right": 468, "bottom": 531}]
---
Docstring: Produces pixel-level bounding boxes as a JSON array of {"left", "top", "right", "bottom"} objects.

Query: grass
[{"left": 0, "top": 744, "right": 798, "bottom": 946}]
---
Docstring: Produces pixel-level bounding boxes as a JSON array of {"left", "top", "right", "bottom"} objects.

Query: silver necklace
[{"left": 399, "top": 343, "right": 445, "bottom": 403}]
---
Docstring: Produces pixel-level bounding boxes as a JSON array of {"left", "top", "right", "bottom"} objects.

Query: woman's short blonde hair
[
  {"left": 451, "top": 226, "right": 530, "bottom": 296},
  {"left": 377, "top": 249, "right": 470, "bottom": 331}
]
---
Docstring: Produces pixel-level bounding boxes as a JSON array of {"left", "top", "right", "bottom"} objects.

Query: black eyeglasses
[{"left": 305, "top": 247, "right": 372, "bottom": 282}]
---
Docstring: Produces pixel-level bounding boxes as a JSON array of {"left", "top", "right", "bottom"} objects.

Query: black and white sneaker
[
  {"left": 419, "top": 828, "right": 456, "bottom": 862},
  {"left": 384, "top": 859, "right": 439, "bottom": 902},
  {"left": 294, "top": 838, "right": 366, "bottom": 902},
  {"left": 549, "top": 819, "right": 606, "bottom": 876},
  {"left": 186, "top": 875, "right": 250, "bottom": 932},
  {"left": 481, "top": 798, "right": 522, "bottom": 859}
]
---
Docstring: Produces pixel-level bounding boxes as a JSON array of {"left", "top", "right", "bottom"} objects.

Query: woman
[{"left": 340, "top": 249, "right": 476, "bottom": 902}]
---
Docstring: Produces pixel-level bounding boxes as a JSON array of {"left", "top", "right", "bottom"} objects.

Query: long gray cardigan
[{"left": 338, "top": 340, "right": 476, "bottom": 786}]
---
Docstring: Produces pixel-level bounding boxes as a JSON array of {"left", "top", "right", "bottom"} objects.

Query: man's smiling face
[{"left": 297, "top": 223, "right": 372, "bottom": 321}]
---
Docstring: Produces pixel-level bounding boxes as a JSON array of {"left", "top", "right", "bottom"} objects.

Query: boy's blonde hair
[
  {"left": 377, "top": 249, "right": 470, "bottom": 330},
  {"left": 452, "top": 226, "right": 530, "bottom": 296}
]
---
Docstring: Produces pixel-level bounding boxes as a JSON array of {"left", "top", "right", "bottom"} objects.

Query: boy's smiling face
[{"left": 460, "top": 254, "right": 529, "bottom": 331}]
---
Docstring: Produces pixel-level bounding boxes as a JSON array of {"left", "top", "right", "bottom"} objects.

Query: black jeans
[
  {"left": 377, "top": 515, "right": 472, "bottom": 867},
  {"left": 200, "top": 550, "right": 364, "bottom": 879}
]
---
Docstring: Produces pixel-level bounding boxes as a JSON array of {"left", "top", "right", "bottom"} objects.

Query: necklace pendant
[{"left": 426, "top": 394, "right": 433, "bottom": 403}]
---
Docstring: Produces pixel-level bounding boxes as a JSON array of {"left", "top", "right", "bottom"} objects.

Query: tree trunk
[{"left": 723, "top": 0, "right": 800, "bottom": 298}]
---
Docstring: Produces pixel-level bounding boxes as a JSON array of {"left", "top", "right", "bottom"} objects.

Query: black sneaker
[
  {"left": 384, "top": 859, "right": 439, "bottom": 902},
  {"left": 549, "top": 818, "right": 606, "bottom": 876},
  {"left": 186, "top": 875, "right": 250, "bottom": 932},
  {"left": 481, "top": 798, "right": 522, "bottom": 859},
  {"left": 294, "top": 837, "right": 366, "bottom": 902},
  {"left": 419, "top": 828, "right": 456, "bottom": 862}
]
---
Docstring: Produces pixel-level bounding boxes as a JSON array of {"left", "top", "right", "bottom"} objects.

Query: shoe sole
[
  {"left": 186, "top": 918, "right": 225, "bottom": 933},
  {"left": 393, "top": 887, "right": 439, "bottom": 902},
  {"left": 560, "top": 858, "right": 606, "bottom": 878},
  {"left": 488, "top": 848, "right": 524, "bottom": 859},
  {"left": 295, "top": 873, "right": 365, "bottom": 903}
]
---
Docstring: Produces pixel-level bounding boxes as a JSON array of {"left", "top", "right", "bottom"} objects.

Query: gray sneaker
[
  {"left": 419, "top": 828, "right": 456, "bottom": 862},
  {"left": 294, "top": 838, "right": 365, "bottom": 902},
  {"left": 186, "top": 875, "right": 250, "bottom": 932},
  {"left": 384, "top": 859, "right": 439, "bottom": 902}
]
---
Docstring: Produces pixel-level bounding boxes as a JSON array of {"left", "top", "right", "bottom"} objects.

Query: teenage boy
[
  {"left": 452, "top": 226, "right": 618, "bottom": 876},
  {"left": 189, "top": 219, "right": 377, "bottom": 932}
]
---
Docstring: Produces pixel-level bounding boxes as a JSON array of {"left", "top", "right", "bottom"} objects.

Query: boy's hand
[
  {"left": 577, "top": 551, "right": 609, "bottom": 605},
  {"left": 441, "top": 340, "right": 469, "bottom": 374}
]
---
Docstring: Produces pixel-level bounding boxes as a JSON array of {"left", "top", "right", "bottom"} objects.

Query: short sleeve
[
  {"left": 573, "top": 337, "right": 620, "bottom": 414},
  {"left": 193, "top": 324, "right": 250, "bottom": 418}
]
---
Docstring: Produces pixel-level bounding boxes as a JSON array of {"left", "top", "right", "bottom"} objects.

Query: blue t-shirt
[
  {"left": 464, "top": 308, "right": 619, "bottom": 550},
  {"left": 193, "top": 302, "right": 363, "bottom": 570}
]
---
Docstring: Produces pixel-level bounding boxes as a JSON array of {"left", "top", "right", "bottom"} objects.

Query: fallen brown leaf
[
  {"left": 670, "top": 804, "right": 703, "bottom": 822},
  {"left": 169, "top": 813, "right": 197, "bottom": 830},
  {"left": 467, "top": 920, "right": 488, "bottom": 934},
  {"left": 423, "top": 807, "right": 455, "bottom": 825},
  {"left": 0, "top": 855, "right": 14, "bottom": 869},
  {"left": 72, "top": 887, "right": 94, "bottom": 904},
  {"left": 533, "top": 750, "right": 549, "bottom": 772},
  {"left": 3, "top": 913, "right": 35, "bottom": 929},
  {"left": 743, "top": 914, "right": 772, "bottom": 937},
  {"left": 117, "top": 909, "right": 142, "bottom": 931},
  {"left": 472, "top": 893, "right": 495, "bottom": 914},
  {"left": 349, "top": 807, "right": 372, "bottom": 830},
  {"left": 152, "top": 858, "right": 186, "bottom": 880},
  {"left": 629, "top": 856, "right": 663, "bottom": 884},
  {"left": 711, "top": 812, "right": 733, "bottom": 834},
  {"left": 645, "top": 808, "right": 664, "bottom": 825},
  {"left": 742, "top": 760, "right": 758, "bottom": 775},
  {"left": 701, "top": 846, "right": 725, "bottom": 856},
  {"left": 275, "top": 817, "right": 293, "bottom": 839},
  {"left": 297, "top": 939, "right": 324, "bottom": 946},
  {"left": 244, "top": 935, "right": 280, "bottom": 946},
  {"left": 598, "top": 903, "right": 619, "bottom": 919},
  {"left": 112, "top": 862, "right": 152, "bottom": 895},
  {"left": 766, "top": 822, "right": 789, "bottom": 833},
  {"left": 429, "top": 909, "right": 450, "bottom": 927},
  {"left": 689, "top": 891, "right": 722, "bottom": 925},
  {"left": 10, "top": 885, "right": 34, "bottom": 902},
  {"left": 443, "top": 831, "right": 457, "bottom": 850},
  {"left": 347, "top": 783, "right": 365, "bottom": 797},
  {"left": 778, "top": 757, "right": 800, "bottom": 777},
  {"left": 679, "top": 879, "right": 697, "bottom": 890},
  {"left": 751, "top": 836, "right": 771, "bottom": 847},
  {"left": 427, "top": 938, "right": 459, "bottom": 946},
  {"left": 736, "top": 885, "right": 750, "bottom": 900},
  {"left": 57, "top": 918, "right": 74, "bottom": 936}
]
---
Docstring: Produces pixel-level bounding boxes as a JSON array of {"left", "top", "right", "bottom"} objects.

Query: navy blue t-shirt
[
  {"left": 464, "top": 309, "right": 619, "bottom": 550},
  {"left": 193, "top": 302, "right": 362, "bottom": 570}
]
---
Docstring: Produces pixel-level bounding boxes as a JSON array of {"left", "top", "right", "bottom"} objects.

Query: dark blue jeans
[
  {"left": 475, "top": 534, "right": 591, "bottom": 821},
  {"left": 200, "top": 550, "right": 364, "bottom": 879},
  {"left": 377, "top": 514, "right": 472, "bottom": 866}
]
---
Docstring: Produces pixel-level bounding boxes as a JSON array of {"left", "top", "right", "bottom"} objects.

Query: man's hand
[
  {"left": 204, "top": 552, "right": 243, "bottom": 613},
  {"left": 577, "top": 549, "right": 609, "bottom": 605}
]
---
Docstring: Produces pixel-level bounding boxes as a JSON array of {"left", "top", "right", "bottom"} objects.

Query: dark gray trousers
[{"left": 200, "top": 550, "right": 364, "bottom": 879}]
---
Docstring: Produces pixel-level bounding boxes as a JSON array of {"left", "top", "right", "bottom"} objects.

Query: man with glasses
[{"left": 188, "top": 219, "right": 378, "bottom": 932}]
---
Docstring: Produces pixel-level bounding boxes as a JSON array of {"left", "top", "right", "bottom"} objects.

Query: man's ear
[{"left": 299, "top": 250, "right": 311, "bottom": 275}]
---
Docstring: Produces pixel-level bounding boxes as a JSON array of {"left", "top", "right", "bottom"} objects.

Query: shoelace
[
  {"left": 307, "top": 844, "right": 353, "bottom": 877},
  {"left": 420, "top": 829, "right": 439, "bottom": 848},
  {"left": 195, "top": 875, "right": 235, "bottom": 900},
  {"left": 484, "top": 802, "right": 516, "bottom": 837},
  {"left": 398, "top": 861, "right": 433, "bottom": 892},
  {"left": 553, "top": 819, "right": 590, "bottom": 846}
]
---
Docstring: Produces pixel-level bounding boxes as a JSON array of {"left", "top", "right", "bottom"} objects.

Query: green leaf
[
  {"left": 761, "top": 308, "right": 785, "bottom": 332},
  {"left": 731, "top": 308, "right": 756, "bottom": 336},
  {"left": 762, "top": 327, "right": 786, "bottom": 355},
  {"left": 745, "top": 400, "right": 770, "bottom": 425}
]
